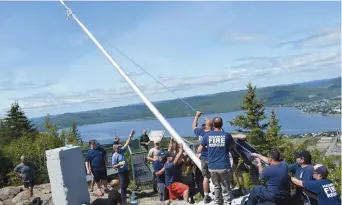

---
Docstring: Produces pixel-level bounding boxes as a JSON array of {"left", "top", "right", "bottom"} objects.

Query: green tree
[
  {"left": 266, "top": 109, "right": 284, "bottom": 149},
  {"left": 67, "top": 121, "right": 82, "bottom": 145},
  {"left": 44, "top": 115, "right": 58, "bottom": 138},
  {"left": 229, "top": 83, "right": 269, "bottom": 153},
  {"left": 2, "top": 102, "right": 36, "bottom": 140}
]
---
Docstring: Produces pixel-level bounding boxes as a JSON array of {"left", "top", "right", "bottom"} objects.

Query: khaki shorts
[{"left": 201, "top": 160, "right": 211, "bottom": 179}]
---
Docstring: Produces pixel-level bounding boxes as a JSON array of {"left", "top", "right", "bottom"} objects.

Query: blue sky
[{"left": 0, "top": 1, "right": 340, "bottom": 118}]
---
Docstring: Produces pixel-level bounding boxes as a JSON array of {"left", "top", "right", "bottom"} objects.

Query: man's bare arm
[
  {"left": 123, "top": 130, "right": 135, "bottom": 148},
  {"left": 291, "top": 177, "right": 304, "bottom": 187},
  {"left": 192, "top": 111, "right": 202, "bottom": 131},
  {"left": 168, "top": 136, "right": 174, "bottom": 152},
  {"left": 174, "top": 144, "right": 184, "bottom": 165},
  {"left": 251, "top": 153, "right": 269, "bottom": 164}
]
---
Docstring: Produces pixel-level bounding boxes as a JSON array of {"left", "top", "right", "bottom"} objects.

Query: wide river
[{"left": 78, "top": 108, "right": 341, "bottom": 143}]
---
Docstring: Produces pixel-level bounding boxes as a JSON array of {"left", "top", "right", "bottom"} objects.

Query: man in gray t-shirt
[{"left": 14, "top": 156, "right": 35, "bottom": 197}]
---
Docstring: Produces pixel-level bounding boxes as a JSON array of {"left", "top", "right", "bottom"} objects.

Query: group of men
[{"left": 192, "top": 110, "right": 341, "bottom": 205}]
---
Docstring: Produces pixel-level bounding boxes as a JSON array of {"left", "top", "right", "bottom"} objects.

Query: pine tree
[
  {"left": 44, "top": 115, "right": 58, "bottom": 138},
  {"left": 266, "top": 109, "right": 283, "bottom": 148},
  {"left": 3, "top": 102, "right": 36, "bottom": 140},
  {"left": 229, "top": 83, "right": 270, "bottom": 153},
  {"left": 67, "top": 121, "right": 81, "bottom": 145}
]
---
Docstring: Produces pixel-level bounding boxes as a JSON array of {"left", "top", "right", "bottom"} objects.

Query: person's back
[
  {"left": 87, "top": 146, "right": 106, "bottom": 170},
  {"left": 200, "top": 117, "right": 235, "bottom": 205},
  {"left": 108, "top": 180, "right": 122, "bottom": 205},
  {"left": 261, "top": 160, "right": 291, "bottom": 197},
  {"left": 15, "top": 162, "right": 34, "bottom": 181},
  {"left": 164, "top": 162, "right": 175, "bottom": 187},
  {"left": 203, "top": 130, "right": 233, "bottom": 170}
]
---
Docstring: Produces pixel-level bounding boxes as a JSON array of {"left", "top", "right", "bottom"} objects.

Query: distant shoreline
[{"left": 77, "top": 106, "right": 340, "bottom": 128}]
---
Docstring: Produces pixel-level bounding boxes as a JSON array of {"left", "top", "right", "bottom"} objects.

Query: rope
[{"left": 102, "top": 39, "right": 197, "bottom": 113}]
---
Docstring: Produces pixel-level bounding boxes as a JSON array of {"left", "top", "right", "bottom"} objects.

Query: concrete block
[{"left": 46, "top": 146, "right": 90, "bottom": 205}]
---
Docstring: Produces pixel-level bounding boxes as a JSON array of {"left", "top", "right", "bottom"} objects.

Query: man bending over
[{"left": 249, "top": 151, "right": 291, "bottom": 205}]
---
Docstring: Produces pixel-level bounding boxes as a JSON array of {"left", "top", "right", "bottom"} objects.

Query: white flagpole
[{"left": 59, "top": 0, "right": 201, "bottom": 170}]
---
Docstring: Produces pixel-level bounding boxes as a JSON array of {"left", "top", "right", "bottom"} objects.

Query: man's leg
[
  {"left": 247, "top": 185, "right": 263, "bottom": 205},
  {"left": 249, "top": 164, "right": 260, "bottom": 185},
  {"left": 119, "top": 172, "right": 127, "bottom": 203},
  {"left": 92, "top": 170, "right": 104, "bottom": 195},
  {"left": 211, "top": 171, "right": 223, "bottom": 205},
  {"left": 220, "top": 169, "right": 233, "bottom": 204},
  {"left": 236, "top": 163, "right": 248, "bottom": 194},
  {"left": 157, "top": 183, "right": 166, "bottom": 201},
  {"left": 201, "top": 160, "right": 212, "bottom": 203}
]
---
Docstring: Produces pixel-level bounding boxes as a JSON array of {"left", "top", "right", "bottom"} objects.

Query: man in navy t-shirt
[
  {"left": 249, "top": 150, "right": 291, "bottom": 205},
  {"left": 199, "top": 117, "right": 235, "bottom": 205},
  {"left": 156, "top": 144, "right": 190, "bottom": 202},
  {"left": 291, "top": 165, "right": 341, "bottom": 205},
  {"left": 193, "top": 111, "right": 213, "bottom": 203},
  {"left": 86, "top": 140, "right": 109, "bottom": 196},
  {"left": 288, "top": 150, "right": 315, "bottom": 205},
  {"left": 154, "top": 151, "right": 167, "bottom": 201}
]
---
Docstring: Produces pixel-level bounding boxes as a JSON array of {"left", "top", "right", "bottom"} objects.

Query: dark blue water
[{"left": 78, "top": 108, "right": 341, "bottom": 143}]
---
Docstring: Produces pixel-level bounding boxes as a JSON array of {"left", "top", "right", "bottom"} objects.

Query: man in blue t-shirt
[
  {"left": 156, "top": 144, "right": 190, "bottom": 202},
  {"left": 193, "top": 111, "right": 213, "bottom": 203},
  {"left": 249, "top": 150, "right": 291, "bottom": 205},
  {"left": 199, "top": 116, "right": 235, "bottom": 205},
  {"left": 112, "top": 130, "right": 134, "bottom": 203},
  {"left": 86, "top": 140, "right": 109, "bottom": 196},
  {"left": 288, "top": 150, "right": 315, "bottom": 205},
  {"left": 291, "top": 165, "right": 341, "bottom": 205},
  {"left": 154, "top": 151, "right": 167, "bottom": 201}
]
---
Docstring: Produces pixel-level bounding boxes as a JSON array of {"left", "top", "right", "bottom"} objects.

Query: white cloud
[
  {"left": 12, "top": 47, "right": 340, "bottom": 115},
  {"left": 280, "top": 26, "right": 340, "bottom": 49}
]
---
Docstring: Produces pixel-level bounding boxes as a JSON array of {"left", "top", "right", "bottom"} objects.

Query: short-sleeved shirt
[
  {"left": 148, "top": 147, "right": 161, "bottom": 161},
  {"left": 201, "top": 130, "right": 235, "bottom": 170},
  {"left": 303, "top": 179, "right": 341, "bottom": 205},
  {"left": 140, "top": 134, "right": 150, "bottom": 150},
  {"left": 194, "top": 128, "right": 209, "bottom": 161},
  {"left": 14, "top": 163, "right": 34, "bottom": 181},
  {"left": 86, "top": 146, "right": 107, "bottom": 171},
  {"left": 108, "top": 189, "right": 122, "bottom": 205},
  {"left": 153, "top": 160, "right": 165, "bottom": 183},
  {"left": 260, "top": 161, "right": 291, "bottom": 197},
  {"left": 164, "top": 162, "right": 175, "bottom": 187},
  {"left": 288, "top": 163, "right": 314, "bottom": 196},
  {"left": 112, "top": 147, "right": 128, "bottom": 173}
]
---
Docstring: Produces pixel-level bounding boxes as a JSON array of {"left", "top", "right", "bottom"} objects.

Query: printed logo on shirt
[
  {"left": 300, "top": 171, "right": 304, "bottom": 179},
  {"left": 323, "top": 183, "right": 338, "bottom": 198},
  {"left": 198, "top": 135, "right": 203, "bottom": 142},
  {"left": 209, "top": 135, "right": 225, "bottom": 147}
]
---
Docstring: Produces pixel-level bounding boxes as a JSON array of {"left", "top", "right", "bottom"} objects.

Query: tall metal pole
[{"left": 59, "top": 0, "right": 201, "bottom": 170}]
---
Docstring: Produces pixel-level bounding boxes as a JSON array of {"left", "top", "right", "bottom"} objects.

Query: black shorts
[
  {"left": 92, "top": 168, "right": 107, "bottom": 182},
  {"left": 233, "top": 156, "right": 239, "bottom": 165},
  {"left": 24, "top": 179, "right": 35, "bottom": 188}
]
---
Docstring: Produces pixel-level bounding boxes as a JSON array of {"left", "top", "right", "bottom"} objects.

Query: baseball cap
[
  {"left": 158, "top": 152, "right": 167, "bottom": 158},
  {"left": 314, "top": 165, "right": 329, "bottom": 178},
  {"left": 165, "top": 151, "right": 176, "bottom": 158}
]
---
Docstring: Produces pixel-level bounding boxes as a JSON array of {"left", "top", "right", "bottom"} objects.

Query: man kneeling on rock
[
  {"left": 156, "top": 144, "right": 190, "bottom": 203},
  {"left": 14, "top": 156, "right": 35, "bottom": 198}
]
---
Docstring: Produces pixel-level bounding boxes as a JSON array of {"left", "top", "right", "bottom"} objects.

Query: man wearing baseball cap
[
  {"left": 156, "top": 144, "right": 190, "bottom": 203},
  {"left": 112, "top": 130, "right": 134, "bottom": 204},
  {"left": 288, "top": 150, "right": 315, "bottom": 204},
  {"left": 154, "top": 151, "right": 167, "bottom": 201},
  {"left": 291, "top": 164, "right": 341, "bottom": 205}
]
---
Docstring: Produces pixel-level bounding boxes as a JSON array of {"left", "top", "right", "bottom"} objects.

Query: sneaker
[{"left": 204, "top": 195, "right": 212, "bottom": 204}]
